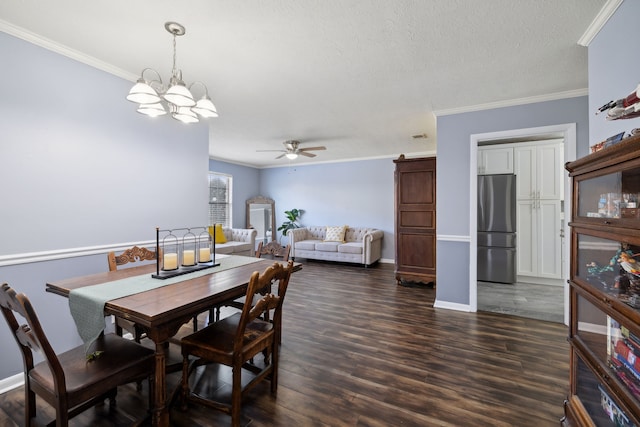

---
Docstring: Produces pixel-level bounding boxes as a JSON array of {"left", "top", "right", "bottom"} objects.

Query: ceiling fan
[{"left": 257, "top": 140, "right": 326, "bottom": 160}]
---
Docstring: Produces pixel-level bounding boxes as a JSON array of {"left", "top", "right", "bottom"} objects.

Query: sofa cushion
[
  {"left": 315, "top": 242, "right": 339, "bottom": 252},
  {"left": 208, "top": 224, "right": 227, "bottom": 244},
  {"left": 296, "top": 240, "right": 321, "bottom": 251},
  {"left": 215, "top": 241, "right": 252, "bottom": 254},
  {"left": 324, "top": 225, "right": 347, "bottom": 242},
  {"left": 338, "top": 242, "right": 363, "bottom": 254}
]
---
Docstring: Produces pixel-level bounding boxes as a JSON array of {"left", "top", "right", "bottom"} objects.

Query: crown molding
[
  {"left": 577, "top": 0, "right": 623, "bottom": 47},
  {"left": 433, "top": 88, "right": 588, "bottom": 117},
  {"left": 0, "top": 19, "right": 137, "bottom": 82}
]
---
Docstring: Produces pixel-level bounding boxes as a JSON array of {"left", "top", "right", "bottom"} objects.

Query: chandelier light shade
[
  {"left": 285, "top": 152, "right": 298, "bottom": 160},
  {"left": 137, "top": 103, "right": 167, "bottom": 117},
  {"left": 126, "top": 22, "right": 218, "bottom": 124}
]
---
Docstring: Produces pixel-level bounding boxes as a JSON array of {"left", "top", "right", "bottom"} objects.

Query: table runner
[{"left": 69, "top": 254, "right": 263, "bottom": 351}]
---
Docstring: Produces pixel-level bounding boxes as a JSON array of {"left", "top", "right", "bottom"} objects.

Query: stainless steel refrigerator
[{"left": 477, "top": 174, "right": 517, "bottom": 283}]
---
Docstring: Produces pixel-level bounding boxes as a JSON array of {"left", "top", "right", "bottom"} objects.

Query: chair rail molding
[
  {"left": 0, "top": 240, "right": 156, "bottom": 267},
  {"left": 437, "top": 234, "right": 471, "bottom": 243}
]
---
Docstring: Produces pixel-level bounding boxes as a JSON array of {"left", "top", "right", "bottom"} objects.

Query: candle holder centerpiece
[
  {"left": 152, "top": 226, "right": 219, "bottom": 279},
  {"left": 198, "top": 229, "right": 212, "bottom": 263},
  {"left": 161, "top": 231, "right": 179, "bottom": 271}
]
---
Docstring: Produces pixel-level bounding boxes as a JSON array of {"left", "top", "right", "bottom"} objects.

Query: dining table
[{"left": 46, "top": 255, "right": 300, "bottom": 427}]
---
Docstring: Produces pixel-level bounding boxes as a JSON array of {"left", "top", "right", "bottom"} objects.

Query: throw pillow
[
  {"left": 208, "top": 224, "right": 227, "bottom": 244},
  {"left": 324, "top": 225, "right": 347, "bottom": 242}
]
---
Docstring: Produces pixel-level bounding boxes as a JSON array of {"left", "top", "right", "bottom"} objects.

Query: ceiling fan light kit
[
  {"left": 126, "top": 22, "right": 218, "bottom": 124},
  {"left": 257, "top": 140, "right": 327, "bottom": 160}
]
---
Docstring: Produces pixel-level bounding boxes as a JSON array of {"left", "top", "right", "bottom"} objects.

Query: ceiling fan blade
[
  {"left": 256, "top": 149, "right": 286, "bottom": 153},
  {"left": 299, "top": 151, "right": 317, "bottom": 158},
  {"left": 275, "top": 153, "right": 286, "bottom": 159},
  {"left": 299, "top": 146, "right": 326, "bottom": 152}
]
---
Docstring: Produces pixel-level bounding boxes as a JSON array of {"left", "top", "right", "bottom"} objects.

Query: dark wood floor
[{"left": 0, "top": 260, "right": 570, "bottom": 426}]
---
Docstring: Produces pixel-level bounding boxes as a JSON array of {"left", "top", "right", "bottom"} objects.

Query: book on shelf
[
  {"left": 599, "top": 385, "right": 635, "bottom": 427},
  {"left": 609, "top": 316, "right": 640, "bottom": 400}
]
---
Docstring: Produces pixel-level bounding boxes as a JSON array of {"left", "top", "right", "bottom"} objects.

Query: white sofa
[
  {"left": 214, "top": 227, "right": 257, "bottom": 256},
  {"left": 288, "top": 226, "right": 384, "bottom": 266}
]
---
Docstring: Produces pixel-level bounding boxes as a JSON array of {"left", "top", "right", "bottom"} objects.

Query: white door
[
  {"left": 514, "top": 146, "right": 535, "bottom": 199},
  {"left": 537, "top": 199, "right": 562, "bottom": 279},
  {"left": 537, "top": 143, "right": 564, "bottom": 200},
  {"left": 516, "top": 199, "right": 535, "bottom": 276}
]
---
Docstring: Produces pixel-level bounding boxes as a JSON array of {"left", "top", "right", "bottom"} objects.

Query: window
[{"left": 208, "top": 172, "right": 232, "bottom": 227}]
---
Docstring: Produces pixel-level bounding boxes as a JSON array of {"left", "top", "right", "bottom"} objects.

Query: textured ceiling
[{"left": 0, "top": 1, "right": 607, "bottom": 167}]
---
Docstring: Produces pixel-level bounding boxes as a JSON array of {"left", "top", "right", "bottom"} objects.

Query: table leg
[{"left": 151, "top": 340, "right": 169, "bottom": 427}]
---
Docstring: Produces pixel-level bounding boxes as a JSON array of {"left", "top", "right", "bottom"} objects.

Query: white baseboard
[
  {"left": 433, "top": 299, "right": 471, "bottom": 312},
  {"left": 0, "top": 373, "right": 24, "bottom": 395},
  {"left": 578, "top": 321, "right": 607, "bottom": 336}
]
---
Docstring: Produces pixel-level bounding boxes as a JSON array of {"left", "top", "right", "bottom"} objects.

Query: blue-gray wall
[
  {"left": 588, "top": 0, "right": 640, "bottom": 145},
  {"left": 208, "top": 158, "right": 397, "bottom": 261},
  {"left": 0, "top": 32, "right": 209, "bottom": 379},
  {"left": 259, "top": 159, "right": 396, "bottom": 260},
  {"left": 435, "top": 97, "right": 590, "bottom": 306},
  {"left": 208, "top": 160, "right": 261, "bottom": 228}
]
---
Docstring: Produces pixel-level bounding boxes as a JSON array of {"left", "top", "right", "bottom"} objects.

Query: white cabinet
[
  {"left": 478, "top": 146, "right": 513, "bottom": 175},
  {"left": 516, "top": 199, "right": 563, "bottom": 279},
  {"left": 514, "top": 139, "right": 564, "bottom": 281},
  {"left": 514, "top": 141, "right": 564, "bottom": 200}
]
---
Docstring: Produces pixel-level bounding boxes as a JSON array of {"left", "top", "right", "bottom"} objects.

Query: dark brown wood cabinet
[
  {"left": 393, "top": 155, "right": 436, "bottom": 286},
  {"left": 563, "top": 133, "right": 640, "bottom": 426}
]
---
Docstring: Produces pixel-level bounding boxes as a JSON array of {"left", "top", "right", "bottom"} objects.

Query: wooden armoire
[{"left": 393, "top": 155, "right": 436, "bottom": 286}]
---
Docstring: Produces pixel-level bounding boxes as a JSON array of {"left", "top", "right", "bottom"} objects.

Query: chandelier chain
[{"left": 172, "top": 33, "right": 177, "bottom": 75}]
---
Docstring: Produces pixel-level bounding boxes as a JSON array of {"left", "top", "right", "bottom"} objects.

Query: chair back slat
[
  {"left": 108, "top": 245, "right": 160, "bottom": 271},
  {"left": 249, "top": 294, "right": 280, "bottom": 321},
  {"left": 255, "top": 241, "right": 291, "bottom": 261},
  {"left": 16, "top": 324, "right": 42, "bottom": 353}
]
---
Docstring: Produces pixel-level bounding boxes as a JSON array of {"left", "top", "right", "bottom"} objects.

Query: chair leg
[
  {"left": 55, "top": 400, "right": 70, "bottom": 427},
  {"left": 24, "top": 381, "right": 36, "bottom": 427},
  {"left": 231, "top": 363, "right": 243, "bottom": 427},
  {"left": 107, "top": 387, "right": 117, "bottom": 407},
  {"left": 148, "top": 375, "right": 155, "bottom": 417},
  {"left": 271, "top": 342, "right": 279, "bottom": 395},
  {"left": 180, "top": 355, "right": 190, "bottom": 411}
]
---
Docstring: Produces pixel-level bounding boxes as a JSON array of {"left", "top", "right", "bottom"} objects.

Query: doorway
[{"left": 469, "top": 123, "right": 576, "bottom": 325}]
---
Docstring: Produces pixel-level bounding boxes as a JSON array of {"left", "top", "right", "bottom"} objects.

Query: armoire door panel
[
  {"left": 400, "top": 170, "right": 435, "bottom": 205},
  {"left": 399, "top": 211, "right": 435, "bottom": 229},
  {"left": 398, "top": 233, "right": 436, "bottom": 269}
]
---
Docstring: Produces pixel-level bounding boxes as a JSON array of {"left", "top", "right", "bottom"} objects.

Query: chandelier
[{"left": 126, "top": 22, "right": 218, "bottom": 124}]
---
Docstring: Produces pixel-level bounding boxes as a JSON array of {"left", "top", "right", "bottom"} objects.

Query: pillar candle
[
  {"left": 183, "top": 250, "right": 195, "bottom": 266},
  {"left": 199, "top": 247, "right": 210, "bottom": 262},
  {"left": 163, "top": 253, "right": 178, "bottom": 270}
]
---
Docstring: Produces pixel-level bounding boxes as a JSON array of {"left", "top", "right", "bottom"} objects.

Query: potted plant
[{"left": 277, "top": 208, "right": 303, "bottom": 242}]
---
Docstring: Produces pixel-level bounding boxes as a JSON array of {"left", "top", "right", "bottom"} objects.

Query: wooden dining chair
[
  {"left": 0, "top": 283, "right": 155, "bottom": 427},
  {"left": 212, "top": 241, "right": 291, "bottom": 322},
  {"left": 255, "top": 241, "right": 291, "bottom": 261},
  {"left": 179, "top": 261, "right": 294, "bottom": 427},
  {"left": 107, "top": 245, "right": 159, "bottom": 272},
  {"left": 108, "top": 245, "right": 162, "bottom": 342}
]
